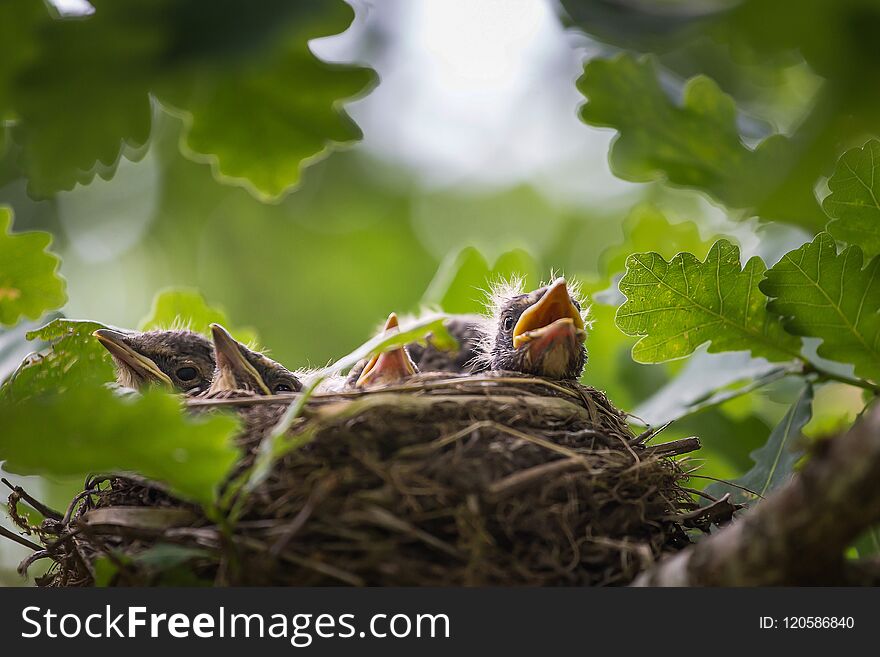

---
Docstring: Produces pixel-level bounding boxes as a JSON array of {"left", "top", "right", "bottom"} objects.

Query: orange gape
[
  {"left": 355, "top": 313, "right": 418, "bottom": 388},
  {"left": 512, "top": 278, "right": 585, "bottom": 350}
]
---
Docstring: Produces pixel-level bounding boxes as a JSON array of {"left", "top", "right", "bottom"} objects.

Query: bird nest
[{"left": 13, "top": 375, "right": 704, "bottom": 587}]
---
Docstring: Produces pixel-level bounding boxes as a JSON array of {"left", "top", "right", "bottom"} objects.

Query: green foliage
[
  {"left": 10, "top": 0, "right": 154, "bottom": 196},
  {"left": 421, "top": 247, "right": 539, "bottom": 314},
  {"left": 563, "top": 0, "right": 880, "bottom": 90},
  {"left": 0, "top": 207, "right": 66, "bottom": 326},
  {"left": 0, "top": 319, "right": 113, "bottom": 402},
  {"left": 714, "top": 0, "right": 880, "bottom": 85},
  {"left": 707, "top": 385, "right": 813, "bottom": 504},
  {"left": 761, "top": 233, "right": 880, "bottom": 382},
  {"left": 138, "top": 288, "right": 257, "bottom": 345},
  {"left": 577, "top": 55, "right": 807, "bottom": 220},
  {"left": 633, "top": 351, "right": 783, "bottom": 426},
  {"left": 802, "top": 382, "right": 865, "bottom": 439},
  {"left": 600, "top": 203, "right": 716, "bottom": 280},
  {"left": 854, "top": 526, "right": 880, "bottom": 558},
  {"left": 563, "top": 0, "right": 880, "bottom": 229},
  {"left": 92, "top": 542, "right": 213, "bottom": 586},
  {"left": 0, "top": 0, "right": 42, "bottom": 122},
  {"left": 616, "top": 239, "right": 801, "bottom": 363},
  {"left": 1, "top": 0, "right": 372, "bottom": 199},
  {"left": 160, "top": 2, "right": 373, "bottom": 200},
  {"left": 823, "top": 140, "right": 880, "bottom": 259},
  {"left": 0, "top": 386, "right": 239, "bottom": 506}
]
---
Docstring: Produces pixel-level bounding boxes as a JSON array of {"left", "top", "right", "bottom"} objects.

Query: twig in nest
[
  {"left": 636, "top": 421, "right": 673, "bottom": 443},
  {"left": 643, "top": 437, "right": 702, "bottom": 458},
  {"left": 2, "top": 477, "right": 63, "bottom": 520},
  {"left": 0, "top": 525, "right": 43, "bottom": 551},
  {"left": 668, "top": 494, "right": 742, "bottom": 531},
  {"left": 270, "top": 475, "right": 338, "bottom": 556},
  {"left": 687, "top": 474, "right": 762, "bottom": 499},
  {"left": 62, "top": 489, "right": 101, "bottom": 524},
  {"left": 399, "top": 419, "right": 604, "bottom": 469},
  {"left": 487, "top": 458, "right": 585, "bottom": 501}
]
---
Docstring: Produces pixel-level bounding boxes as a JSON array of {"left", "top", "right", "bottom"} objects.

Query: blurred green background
[{"left": 2, "top": 0, "right": 876, "bottom": 582}]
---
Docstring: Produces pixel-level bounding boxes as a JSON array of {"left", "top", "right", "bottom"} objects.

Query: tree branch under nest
[{"left": 634, "top": 401, "right": 880, "bottom": 586}]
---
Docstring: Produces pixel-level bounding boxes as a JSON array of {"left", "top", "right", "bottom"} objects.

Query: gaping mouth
[
  {"left": 512, "top": 278, "right": 586, "bottom": 350},
  {"left": 209, "top": 323, "right": 271, "bottom": 395},
  {"left": 355, "top": 313, "right": 417, "bottom": 388},
  {"left": 93, "top": 328, "right": 174, "bottom": 387}
]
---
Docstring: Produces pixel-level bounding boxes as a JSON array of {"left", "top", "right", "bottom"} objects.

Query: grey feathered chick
[
  {"left": 205, "top": 323, "right": 302, "bottom": 396},
  {"left": 93, "top": 328, "right": 216, "bottom": 395},
  {"left": 480, "top": 277, "right": 588, "bottom": 380}
]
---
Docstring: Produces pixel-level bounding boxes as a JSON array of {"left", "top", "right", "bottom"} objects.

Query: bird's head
[
  {"left": 206, "top": 323, "right": 301, "bottom": 396},
  {"left": 347, "top": 313, "right": 418, "bottom": 389},
  {"left": 93, "top": 328, "right": 216, "bottom": 394},
  {"left": 486, "top": 277, "right": 588, "bottom": 380}
]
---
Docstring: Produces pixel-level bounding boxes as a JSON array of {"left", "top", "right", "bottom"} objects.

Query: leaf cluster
[{"left": 0, "top": 0, "right": 373, "bottom": 200}]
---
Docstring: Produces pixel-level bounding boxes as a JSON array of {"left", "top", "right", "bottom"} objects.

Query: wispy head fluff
[
  {"left": 484, "top": 273, "right": 527, "bottom": 325},
  {"left": 473, "top": 272, "right": 592, "bottom": 370},
  {"left": 161, "top": 317, "right": 195, "bottom": 333}
]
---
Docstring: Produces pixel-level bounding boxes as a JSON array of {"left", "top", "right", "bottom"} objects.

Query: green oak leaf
[
  {"left": 761, "top": 233, "right": 880, "bottom": 382},
  {"left": 138, "top": 287, "right": 257, "bottom": 345},
  {"left": 0, "top": 386, "right": 239, "bottom": 506},
  {"left": 0, "top": 0, "right": 43, "bottom": 121},
  {"left": 0, "top": 319, "right": 113, "bottom": 402},
  {"left": 823, "top": 139, "right": 880, "bottom": 259},
  {"left": 0, "top": 207, "right": 67, "bottom": 326},
  {"left": 161, "top": 1, "right": 374, "bottom": 200},
  {"left": 9, "top": 0, "right": 156, "bottom": 196},
  {"left": 617, "top": 239, "right": 802, "bottom": 363},
  {"left": 4, "top": 0, "right": 373, "bottom": 199},
  {"left": 577, "top": 54, "right": 800, "bottom": 215},
  {"left": 706, "top": 384, "right": 813, "bottom": 504}
]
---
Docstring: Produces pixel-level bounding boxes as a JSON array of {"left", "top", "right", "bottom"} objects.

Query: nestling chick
[
  {"left": 481, "top": 277, "right": 588, "bottom": 380},
  {"left": 205, "top": 323, "right": 302, "bottom": 396},
  {"left": 344, "top": 313, "right": 418, "bottom": 390},
  {"left": 406, "top": 315, "right": 485, "bottom": 374},
  {"left": 93, "top": 328, "right": 215, "bottom": 395}
]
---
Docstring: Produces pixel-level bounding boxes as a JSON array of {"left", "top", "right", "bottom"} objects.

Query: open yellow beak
[
  {"left": 355, "top": 313, "right": 417, "bottom": 388},
  {"left": 93, "top": 329, "right": 174, "bottom": 387},
  {"left": 208, "top": 323, "right": 271, "bottom": 395},
  {"left": 512, "top": 278, "right": 585, "bottom": 349}
]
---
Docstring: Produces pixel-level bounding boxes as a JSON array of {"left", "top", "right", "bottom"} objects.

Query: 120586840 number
[{"left": 783, "top": 617, "right": 854, "bottom": 629}]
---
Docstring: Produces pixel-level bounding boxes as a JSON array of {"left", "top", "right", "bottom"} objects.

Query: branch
[
  {"left": 0, "top": 525, "right": 42, "bottom": 552},
  {"left": 2, "top": 477, "right": 63, "bottom": 521},
  {"left": 634, "top": 400, "right": 880, "bottom": 586},
  {"left": 800, "top": 359, "right": 880, "bottom": 394}
]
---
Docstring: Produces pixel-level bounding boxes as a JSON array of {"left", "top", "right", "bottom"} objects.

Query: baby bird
[
  {"left": 406, "top": 315, "right": 485, "bottom": 374},
  {"left": 483, "top": 277, "right": 588, "bottom": 380},
  {"left": 93, "top": 328, "right": 215, "bottom": 395},
  {"left": 205, "top": 323, "right": 302, "bottom": 396},
  {"left": 343, "top": 313, "right": 418, "bottom": 390}
]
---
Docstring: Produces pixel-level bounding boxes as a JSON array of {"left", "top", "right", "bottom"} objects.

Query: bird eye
[
  {"left": 274, "top": 383, "right": 293, "bottom": 393},
  {"left": 503, "top": 316, "right": 515, "bottom": 332},
  {"left": 176, "top": 366, "right": 198, "bottom": 381}
]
